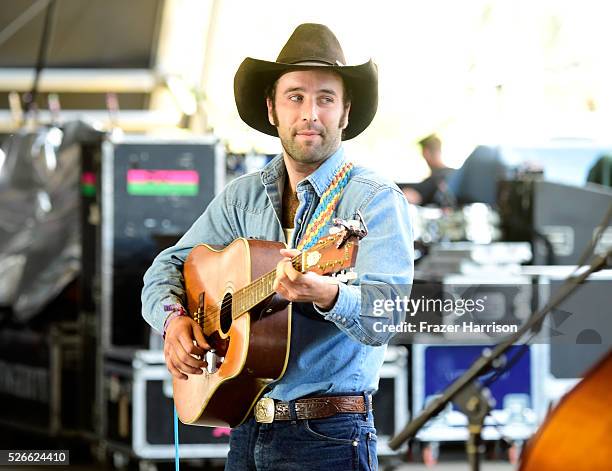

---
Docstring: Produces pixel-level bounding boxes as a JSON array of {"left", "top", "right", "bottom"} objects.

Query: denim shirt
[{"left": 141, "top": 146, "right": 414, "bottom": 401}]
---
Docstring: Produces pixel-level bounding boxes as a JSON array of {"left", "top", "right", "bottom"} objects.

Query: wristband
[{"left": 162, "top": 304, "right": 188, "bottom": 339}]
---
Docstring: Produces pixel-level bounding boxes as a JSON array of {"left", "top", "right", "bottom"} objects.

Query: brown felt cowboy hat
[{"left": 234, "top": 23, "right": 378, "bottom": 140}]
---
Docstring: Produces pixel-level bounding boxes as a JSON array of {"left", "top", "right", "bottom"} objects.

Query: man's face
[
  {"left": 267, "top": 69, "right": 350, "bottom": 165},
  {"left": 422, "top": 146, "right": 442, "bottom": 169}
]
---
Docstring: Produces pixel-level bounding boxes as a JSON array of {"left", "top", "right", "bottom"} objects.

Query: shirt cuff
[{"left": 313, "top": 283, "right": 361, "bottom": 327}]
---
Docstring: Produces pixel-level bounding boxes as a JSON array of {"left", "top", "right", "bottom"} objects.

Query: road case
[
  {"left": 101, "top": 346, "right": 409, "bottom": 464},
  {"left": 0, "top": 321, "right": 93, "bottom": 437},
  {"left": 99, "top": 135, "right": 225, "bottom": 349}
]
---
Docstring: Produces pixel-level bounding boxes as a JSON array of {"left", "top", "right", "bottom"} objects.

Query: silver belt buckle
[{"left": 254, "top": 397, "right": 275, "bottom": 423}]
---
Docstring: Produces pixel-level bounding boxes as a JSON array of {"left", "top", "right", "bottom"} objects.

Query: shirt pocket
[{"left": 232, "top": 203, "right": 278, "bottom": 241}]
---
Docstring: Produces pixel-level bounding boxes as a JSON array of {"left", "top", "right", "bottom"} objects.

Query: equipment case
[
  {"left": 99, "top": 134, "right": 225, "bottom": 349},
  {"left": 0, "top": 321, "right": 93, "bottom": 437},
  {"left": 101, "top": 346, "right": 409, "bottom": 463}
]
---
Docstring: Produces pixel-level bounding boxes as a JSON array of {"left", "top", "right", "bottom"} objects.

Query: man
[
  {"left": 402, "top": 134, "right": 455, "bottom": 206},
  {"left": 142, "top": 23, "right": 413, "bottom": 470}
]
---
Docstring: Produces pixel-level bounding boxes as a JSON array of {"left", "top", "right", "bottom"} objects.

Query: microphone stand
[{"left": 389, "top": 248, "right": 612, "bottom": 470}]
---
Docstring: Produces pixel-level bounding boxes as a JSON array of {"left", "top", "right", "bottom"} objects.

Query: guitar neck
[
  {"left": 226, "top": 233, "right": 358, "bottom": 320},
  {"left": 231, "top": 256, "right": 303, "bottom": 319}
]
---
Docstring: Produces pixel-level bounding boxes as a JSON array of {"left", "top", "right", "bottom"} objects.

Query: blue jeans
[{"left": 225, "top": 411, "right": 378, "bottom": 470}]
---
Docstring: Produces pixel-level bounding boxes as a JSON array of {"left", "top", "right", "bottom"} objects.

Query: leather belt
[{"left": 254, "top": 395, "right": 371, "bottom": 423}]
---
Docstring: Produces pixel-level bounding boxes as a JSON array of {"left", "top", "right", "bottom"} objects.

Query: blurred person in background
[
  {"left": 402, "top": 134, "right": 455, "bottom": 206},
  {"left": 587, "top": 154, "right": 612, "bottom": 188}
]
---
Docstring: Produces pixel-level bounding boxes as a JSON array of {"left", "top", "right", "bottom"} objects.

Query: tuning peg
[{"left": 333, "top": 270, "right": 358, "bottom": 284}]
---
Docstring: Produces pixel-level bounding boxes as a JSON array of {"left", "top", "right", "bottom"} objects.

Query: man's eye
[
  {"left": 289, "top": 95, "right": 303, "bottom": 102},
  {"left": 320, "top": 96, "right": 334, "bottom": 104}
]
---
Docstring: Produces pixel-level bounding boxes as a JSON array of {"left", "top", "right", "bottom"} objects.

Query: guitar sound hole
[{"left": 220, "top": 292, "right": 233, "bottom": 334}]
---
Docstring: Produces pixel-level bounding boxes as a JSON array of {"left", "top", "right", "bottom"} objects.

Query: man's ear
[
  {"left": 340, "top": 102, "right": 351, "bottom": 130},
  {"left": 266, "top": 98, "right": 276, "bottom": 126}
]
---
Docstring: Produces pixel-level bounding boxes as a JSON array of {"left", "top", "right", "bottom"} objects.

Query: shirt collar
[
  {"left": 260, "top": 146, "right": 347, "bottom": 197},
  {"left": 260, "top": 154, "right": 285, "bottom": 186}
]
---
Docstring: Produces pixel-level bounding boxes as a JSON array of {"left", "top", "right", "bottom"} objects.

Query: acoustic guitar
[{"left": 173, "top": 230, "right": 359, "bottom": 427}]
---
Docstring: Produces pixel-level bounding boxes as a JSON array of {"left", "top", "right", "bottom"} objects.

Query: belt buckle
[{"left": 254, "top": 397, "right": 275, "bottom": 423}]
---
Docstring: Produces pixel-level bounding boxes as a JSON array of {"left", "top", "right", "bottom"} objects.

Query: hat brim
[{"left": 234, "top": 58, "right": 378, "bottom": 140}]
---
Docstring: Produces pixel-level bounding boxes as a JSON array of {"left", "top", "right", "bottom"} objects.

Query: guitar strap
[{"left": 296, "top": 161, "right": 354, "bottom": 251}]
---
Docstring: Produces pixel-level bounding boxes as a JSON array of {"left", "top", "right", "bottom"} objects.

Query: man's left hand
[{"left": 273, "top": 248, "right": 339, "bottom": 311}]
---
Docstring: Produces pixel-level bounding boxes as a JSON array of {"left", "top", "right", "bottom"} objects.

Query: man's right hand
[{"left": 163, "top": 316, "right": 210, "bottom": 380}]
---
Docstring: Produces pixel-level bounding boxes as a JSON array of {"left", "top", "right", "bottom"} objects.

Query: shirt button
[{"left": 342, "top": 317, "right": 347, "bottom": 323}]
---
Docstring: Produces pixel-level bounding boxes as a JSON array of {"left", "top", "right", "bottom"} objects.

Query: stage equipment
[
  {"left": 498, "top": 179, "right": 612, "bottom": 265},
  {"left": 98, "top": 135, "right": 224, "bottom": 348}
]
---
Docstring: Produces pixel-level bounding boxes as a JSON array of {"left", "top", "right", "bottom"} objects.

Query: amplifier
[{"left": 99, "top": 135, "right": 225, "bottom": 348}]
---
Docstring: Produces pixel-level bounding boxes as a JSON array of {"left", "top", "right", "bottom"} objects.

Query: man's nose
[{"left": 301, "top": 98, "right": 318, "bottom": 122}]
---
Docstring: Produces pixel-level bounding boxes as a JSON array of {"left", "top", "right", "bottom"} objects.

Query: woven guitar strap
[{"left": 296, "top": 161, "right": 353, "bottom": 251}]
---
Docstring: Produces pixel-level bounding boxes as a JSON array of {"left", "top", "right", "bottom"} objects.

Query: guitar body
[
  {"left": 174, "top": 238, "right": 291, "bottom": 427},
  {"left": 519, "top": 349, "right": 612, "bottom": 471}
]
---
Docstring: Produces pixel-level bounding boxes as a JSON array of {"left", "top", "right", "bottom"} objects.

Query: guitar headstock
[{"left": 298, "top": 229, "right": 360, "bottom": 276}]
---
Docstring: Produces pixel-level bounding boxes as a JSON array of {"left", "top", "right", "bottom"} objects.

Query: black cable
[
  {"left": 573, "top": 202, "right": 612, "bottom": 271},
  {"left": 482, "top": 343, "right": 530, "bottom": 388},
  {"left": 532, "top": 229, "right": 556, "bottom": 265},
  {"left": 23, "top": 0, "right": 57, "bottom": 113}
]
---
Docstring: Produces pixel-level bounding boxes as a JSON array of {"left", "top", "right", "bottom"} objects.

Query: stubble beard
[
  {"left": 274, "top": 108, "right": 347, "bottom": 166},
  {"left": 281, "top": 129, "right": 340, "bottom": 165}
]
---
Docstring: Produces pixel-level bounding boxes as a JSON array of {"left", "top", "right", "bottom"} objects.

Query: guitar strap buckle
[{"left": 254, "top": 397, "right": 275, "bottom": 423}]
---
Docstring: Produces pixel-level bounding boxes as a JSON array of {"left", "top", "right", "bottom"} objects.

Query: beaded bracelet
[{"left": 162, "top": 303, "right": 188, "bottom": 339}]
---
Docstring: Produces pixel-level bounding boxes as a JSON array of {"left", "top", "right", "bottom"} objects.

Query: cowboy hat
[{"left": 234, "top": 23, "right": 378, "bottom": 140}]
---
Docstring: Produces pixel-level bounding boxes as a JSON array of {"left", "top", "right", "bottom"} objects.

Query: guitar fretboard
[{"left": 231, "top": 256, "right": 303, "bottom": 319}]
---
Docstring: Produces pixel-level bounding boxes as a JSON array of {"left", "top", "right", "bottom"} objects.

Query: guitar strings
[
  {"left": 197, "top": 234, "right": 342, "bottom": 325},
  {"left": 212, "top": 235, "right": 339, "bottom": 317},
  {"left": 197, "top": 254, "right": 303, "bottom": 324}
]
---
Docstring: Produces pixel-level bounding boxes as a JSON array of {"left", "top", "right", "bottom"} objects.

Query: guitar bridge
[{"left": 193, "top": 292, "right": 205, "bottom": 328}]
